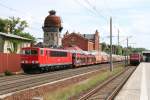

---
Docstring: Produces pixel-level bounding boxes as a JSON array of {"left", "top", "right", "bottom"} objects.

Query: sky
[{"left": 0, "top": 0, "right": 150, "bottom": 49}]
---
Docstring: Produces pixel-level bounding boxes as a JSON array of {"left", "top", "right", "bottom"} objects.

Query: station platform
[{"left": 115, "top": 62, "right": 149, "bottom": 100}]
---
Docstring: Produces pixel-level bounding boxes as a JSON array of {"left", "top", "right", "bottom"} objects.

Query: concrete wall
[{"left": 3, "top": 40, "right": 30, "bottom": 54}]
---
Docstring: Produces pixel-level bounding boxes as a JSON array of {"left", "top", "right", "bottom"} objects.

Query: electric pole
[
  {"left": 118, "top": 29, "right": 119, "bottom": 46},
  {"left": 127, "top": 37, "right": 129, "bottom": 66},
  {"left": 110, "top": 17, "right": 113, "bottom": 71}
]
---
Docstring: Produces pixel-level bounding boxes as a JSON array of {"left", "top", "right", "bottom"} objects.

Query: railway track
[
  {"left": 0, "top": 62, "right": 123, "bottom": 96},
  {"left": 77, "top": 66, "right": 136, "bottom": 100},
  {"left": 0, "top": 64, "right": 102, "bottom": 83},
  {"left": 0, "top": 62, "right": 124, "bottom": 83},
  {"left": 0, "top": 63, "right": 112, "bottom": 84}
]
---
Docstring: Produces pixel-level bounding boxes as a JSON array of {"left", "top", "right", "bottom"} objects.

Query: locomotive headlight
[
  {"left": 35, "top": 61, "right": 39, "bottom": 64},
  {"left": 21, "top": 61, "right": 24, "bottom": 63},
  {"left": 31, "top": 61, "right": 39, "bottom": 64},
  {"left": 32, "top": 61, "right": 35, "bottom": 64},
  {"left": 25, "top": 60, "right": 28, "bottom": 63}
]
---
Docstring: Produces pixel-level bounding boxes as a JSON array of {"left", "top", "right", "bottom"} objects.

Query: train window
[
  {"left": 50, "top": 51, "right": 67, "bottom": 57},
  {"left": 23, "top": 49, "right": 38, "bottom": 55},
  {"left": 40, "top": 50, "right": 44, "bottom": 55},
  {"left": 24, "top": 50, "right": 30, "bottom": 55},
  {"left": 31, "top": 50, "right": 38, "bottom": 55},
  {"left": 50, "top": 51, "right": 57, "bottom": 57},
  {"left": 46, "top": 50, "right": 48, "bottom": 55}
]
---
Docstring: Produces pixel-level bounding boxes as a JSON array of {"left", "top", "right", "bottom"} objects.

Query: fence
[{"left": 0, "top": 53, "right": 21, "bottom": 73}]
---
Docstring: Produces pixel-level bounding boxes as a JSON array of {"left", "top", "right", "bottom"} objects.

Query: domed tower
[{"left": 42, "top": 10, "right": 63, "bottom": 47}]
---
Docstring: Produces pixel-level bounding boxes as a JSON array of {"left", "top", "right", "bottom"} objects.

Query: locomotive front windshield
[{"left": 22, "top": 49, "right": 38, "bottom": 55}]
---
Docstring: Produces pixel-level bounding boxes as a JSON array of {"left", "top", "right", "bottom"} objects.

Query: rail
[{"left": 78, "top": 66, "right": 136, "bottom": 100}]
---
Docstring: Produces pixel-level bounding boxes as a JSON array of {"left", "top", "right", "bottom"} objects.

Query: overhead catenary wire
[
  {"left": 103, "top": 0, "right": 113, "bottom": 16},
  {"left": 0, "top": 2, "right": 21, "bottom": 13},
  {"left": 75, "top": 0, "right": 135, "bottom": 50},
  {"left": 0, "top": 1, "right": 109, "bottom": 31},
  {"left": 85, "top": 0, "right": 120, "bottom": 32},
  {"left": 0, "top": 0, "right": 131, "bottom": 46},
  {"left": 82, "top": 0, "right": 122, "bottom": 39},
  {"left": 1, "top": 2, "right": 77, "bottom": 37},
  {"left": 83, "top": 0, "right": 108, "bottom": 20},
  {"left": 73, "top": 0, "right": 112, "bottom": 40},
  {"left": 73, "top": 0, "right": 100, "bottom": 18},
  {"left": 0, "top": 2, "right": 42, "bottom": 30}
]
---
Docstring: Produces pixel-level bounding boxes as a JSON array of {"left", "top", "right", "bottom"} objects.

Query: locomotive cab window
[
  {"left": 31, "top": 50, "right": 38, "bottom": 55},
  {"left": 22, "top": 49, "right": 38, "bottom": 55},
  {"left": 24, "top": 50, "right": 30, "bottom": 55}
]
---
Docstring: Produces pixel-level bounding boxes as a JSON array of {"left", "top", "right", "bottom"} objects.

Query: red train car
[
  {"left": 21, "top": 47, "right": 98, "bottom": 73},
  {"left": 130, "top": 53, "right": 142, "bottom": 65},
  {"left": 72, "top": 52, "right": 96, "bottom": 67},
  {"left": 21, "top": 47, "right": 125, "bottom": 73},
  {"left": 101, "top": 52, "right": 109, "bottom": 63},
  {"left": 72, "top": 53, "right": 86, "bottom": 67},
  {"left": 21, "top": 47, "right": 72, "bottom": 73}
]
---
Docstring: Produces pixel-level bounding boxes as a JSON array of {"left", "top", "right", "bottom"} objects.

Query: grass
[
  {"left": 4, "top": 70, "right": 13, "bottom": 76},
  {"left": 44, "top": 65, "right": 124, "bottom": 100}
]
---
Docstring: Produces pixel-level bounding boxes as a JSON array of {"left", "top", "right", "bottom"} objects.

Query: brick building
[{"left": 62, "top": 30, "right": 100, "bottom": 51}]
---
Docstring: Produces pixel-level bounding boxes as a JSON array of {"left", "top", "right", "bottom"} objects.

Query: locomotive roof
[
  {"left": 22, "top": 47, "right": 95, "bottom": 55},
  {"left": 22, "top": 47, "right": 68, "bottom": 52}
]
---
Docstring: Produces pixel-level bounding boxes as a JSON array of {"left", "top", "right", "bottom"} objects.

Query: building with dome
[{"left": 42, "top": 10, "right": 63, "bottom": 47}]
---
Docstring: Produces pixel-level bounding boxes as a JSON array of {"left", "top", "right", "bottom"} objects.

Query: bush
[{"left": 4, "top": 70, "right": 13, "bottom": 76}]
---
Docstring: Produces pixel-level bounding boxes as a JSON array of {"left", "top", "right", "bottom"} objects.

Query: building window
[{"left": 49, "top": 27, "right": 58, "bottom": 32}]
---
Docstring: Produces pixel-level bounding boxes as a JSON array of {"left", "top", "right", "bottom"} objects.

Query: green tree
[
  {"left": 8, "top": 17, "right": 28, "bottom": 34},
  {"left": 116, "top": 46, "right": 123, "bottom": 55},
  {"left": 101, "top": 42, "right": 107, "bottom": 51},
  {"left": 0, "top": 18, "right": 9, "bottom": 33},
  {"left": 0, "top": 17, "right": 36, "bottom": 53},
  {"left": 101, "top": 42, "right": 148, "bottom": 55},
  {"left": 131, "top": 48, "right": 147, "bottom": 53},
  {"left": 0, "top": 17, "right": 35, "bottom": 41}
]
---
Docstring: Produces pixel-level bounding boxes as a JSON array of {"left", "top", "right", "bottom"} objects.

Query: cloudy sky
[{"left": 0, "top": 0, "right": 149, "bottom": 49}]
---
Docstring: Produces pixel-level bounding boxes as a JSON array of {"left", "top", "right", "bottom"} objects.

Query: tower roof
[{"left": 44, "top": 10, "right": 61, "bottom": 27}]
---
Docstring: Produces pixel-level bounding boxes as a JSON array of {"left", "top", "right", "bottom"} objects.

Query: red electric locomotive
[
  {"left": 21, "top": 47, "right": 72, "bottom": 73},
  {"left": 130, "top": 53, "right": 142, "bottom": 65}
]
